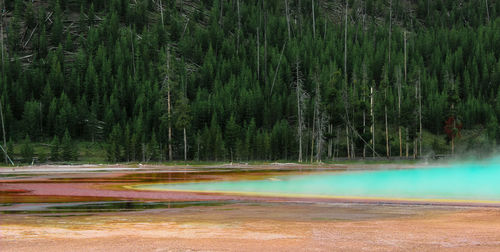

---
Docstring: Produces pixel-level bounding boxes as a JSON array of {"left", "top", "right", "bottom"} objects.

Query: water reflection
[{"left": 0, "top": 200, "right": 231, "bottom": 215}]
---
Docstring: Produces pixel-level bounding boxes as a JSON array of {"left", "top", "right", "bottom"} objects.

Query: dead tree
[
  {"left": 314, "top": 79, "right": 326, "bottom": 162},
  {"left": 344, "top": 0, "right": 350, "bottom": 158},
  {"left": 285, "top": 0, "right": 291, "bottom": 40},
  {"left": 269, "top": 41, "right": 287, "bottom": 98},
  {"left": 312, "top": 0, "right": 316, "bottom": 38},
  {"left": 362, "top": 63, "right": 368, "bottom": 158},
  {"left": 396, "top": 65, "right": 402, "bottom": 157},
  {"left": 485, "top": 0, "right": 490, "bottom": 23},
  {"left": 418, "top": 70, "right": 422, "bottom": 156},
  {"left": 257, "top": 28, "right": 260, "bottom": 80},
  {"left": 0, "top": 0, "right": 7, "bottom": 164},
  {"left": 388, "top": 0, "right": 392, "bottom": 67},
  {"left": 370, "top": 85, "right": 375, "bottom": 157},
  {"left": 237, "top": 0, "right": 241, "bottom": 54},
  {"left": 294, "top": 59, "right": 307, "bottom": 163},
  {"left": 161, "top": 48, "right": 174, "bottom": 161},
  {"left": 0, "top": 100, "right": 7, "bottom": 164}
]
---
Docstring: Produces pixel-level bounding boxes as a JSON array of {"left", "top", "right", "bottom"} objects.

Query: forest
[{"left": 0, "top": 0, "right": 499, "bottom": 163}]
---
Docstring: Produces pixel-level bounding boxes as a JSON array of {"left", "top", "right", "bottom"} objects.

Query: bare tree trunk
[
  {"left": 270, "top": 41, "right": 287, "bottom": 98},
  {"left": 451, "top": 102, "right": 455, "bottom": 156},
  {"left": 316, "top": 114, "right": 323, "bottom": 162},
  {"left": 404, "top": 31, "right": 407, "bottom": 83},
  {"left": 314, "top": 80, "right": 322, "bottom": 162},
  {"left": 237, "top": 0, "right": 241, "bottom": 54},
  {"left": 385, "top": 90, "right": 389, "bottom": 158},
  {"left": 295, "top": 60, "right": 305, "bottom": 163},
  {"left": 388, "top": 0, "right": 392, "bottom": 67},
  {"left": 298, "top": 0, "right": 302, "bottom": 36},
  {"left": 418, "top": 71, "right": 422, "bottom": 156},
  {"left": 264, "top": 2, "right": 267, "bottom": 82},
  {"left": 167, "top": 50, "right": 173, "bottom": 161},
  {"left": 404, "top": 31, "right": 409, "bottom": 159},
  {"left": 385, "top": 0, "right": 392, "bottom": 159},
  {"left": 370, "top": 86, "right": 375, "bottom": 157},
  {"left": 363, "top": 92, "right": 366, "bottom": 158},
  {"left": 285, "top": 0, "right": 291, "bottom": 40},
  {"left": 0, "top": 3, "right": 6, "bottom": 164},
  {"left": 336, "top": 127, "right": 340, "bottom": 159},
  {"left": 397, "top": 67, "right": 402, "bottom": 157},
  {"left": 131, "top": 29, "right": 136, "bottom": 76},
  {"left": 312, "top": 0, "right": 316, "bottom": 38},
  {"left": 183, "top": 127, "right": 187, "bottom": 161},
  {"left": 219, "top": 0, "right": 223, "bottom": 27},
  {"left": 344, "top": 0, "right": 350, "bottom": 159},
  {"left": 324, "top": 16, "right": 327, "bottom": 38},
  {"left": 0, "top": 2, "right": 3, "bottom": 65},
  {"left": 0, "top": 100, "right": 7, "bottom": 164},
  {"left": 311, "top": 116, "right": 315, "bottom": 163},
  {"left": 406, "top": 128, "right": 409, "bottom": 157},
  {"left": 485, "top": 0, "right": 490, "bottom": 23},
  {"left": 414, "top": 72, "right": 418, "bottom": 159},
  {"left": 159, "top": 0, "right": 164, "bottom": 26},
  {"left": 328, "top": 124, "right": 332, "bottom": 159},
  {"left": 346, "top": 126, "right": 350, "bottom": 158},
  {"left": 362, "top": 124, "right": 366, "bottom": 158},
  {"left": 414, "top": 138, "right": 417, "bottom": 159},
  {"left": 363, "top": 0, "right": 367, "bottom": 30},
  {"left": 351, "top": 134, "right": 355, "bottom": 158},
  {"left": 257, "top": 28, "right": 260, "bottom": 81},
  {"left": 362, "top": 63, "right": 367, "bottom": 158}
]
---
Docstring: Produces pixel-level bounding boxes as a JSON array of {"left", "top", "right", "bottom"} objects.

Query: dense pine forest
[{"left": 0, "top": 0, "right": 499, "bottom": 163}]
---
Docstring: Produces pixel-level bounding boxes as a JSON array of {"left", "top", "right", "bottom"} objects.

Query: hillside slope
[{"left": 0, "top": 0, "right": 499, "bottom": 162}]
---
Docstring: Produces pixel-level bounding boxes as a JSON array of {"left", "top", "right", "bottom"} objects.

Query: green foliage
[
  {"left": 147, "top": 131, "right": 160, "bottom": 161},
  {"left": 1, "top": 0, "right": 499, "bottom": 160},
  {"left": 22, "top": 101, "right": 40, "bottom": 140},
  {"left": 106, "top": 124, "right": 122, "bottom": 162},
  {"left": 61, "top": 129, "right": 78, "bottom": 161},
  {"left": 20, "top": 135, "right": 34, "bottom": 163},
  {"left": 486, "top": 114, "right": 499, "bottom": 144},
  {"left": 50, "top": 135, "right": 60, "bottom": 161},
  {"left": 7, "top": 139, "right": 14, "bottom": 158},
  {"left": 225, "top": 114, "right": 240, "bottom": 160}
]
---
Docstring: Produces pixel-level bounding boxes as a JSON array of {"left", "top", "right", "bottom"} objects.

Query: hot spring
[{"left": 136, "top": 158, "right": 500, "bottom": 203}]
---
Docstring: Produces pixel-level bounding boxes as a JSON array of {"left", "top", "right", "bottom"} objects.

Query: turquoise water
[{"left": 139, "top": 158, "right": 500, "bottom": 202}]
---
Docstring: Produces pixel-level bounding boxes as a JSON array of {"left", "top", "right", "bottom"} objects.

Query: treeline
[{"left": 0, "top": 0, "right": 499, "bottom": 163}]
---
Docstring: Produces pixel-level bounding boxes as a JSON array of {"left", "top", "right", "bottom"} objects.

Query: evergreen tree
[
  {"left": 0, "top": 0, "right": 498, "bottom": 161},
  {"left": 148, "top": 131, "right": 160, "bottom": 161},
  {"left": 486, "top": 114, "right": 498, "bottom": 145},
  {"left": 106, "top": 124, "right": 122, "bottom": 162},
  {"left": 174, "top": 95, "right": 192, "bottom": 161},
  {"left": 20, "top": 135, "right": 34, "bottom": 164},
  {"left": 50, "top": 135, "right": 60, "bottom": 161},
  {"left": 225, "top": 114, "right": 240, "bottom": 161},
  {"left": 6, "top": 139, "right": 14, "bottom": 159},
  {"left": 61, "top": 129, "right": 77, "bottom": 161}
]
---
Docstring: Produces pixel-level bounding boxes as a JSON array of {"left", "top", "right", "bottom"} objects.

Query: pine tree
[
  {"left": 61, "top": 129, "right": 76, "bottom": 161},
  {"left": 7, "top": 139, "right": 14, "bottom": 159},
  {"left": 50, "top": 135, "right": 60, "bottom": 161},
  {"left": 51, "top": 2, "right": 64, "bottom": 45},
  {"left": 106, "top": 124, "right": 122, "bottom": 162},
  {"left": 225, "top": 114, "right": 240, "bottom": 162},
  {"left": 20, "top": 135, "right": 34, "bottom": 164},
  {"left": 148, "top": 131, "right": 159, "bottom": 161},
  {"left": 22, "top": 101, "right": 40, "bottom": 140},
  {"left": 174, "top": 95, "right": 191, "bottom": 161}
]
